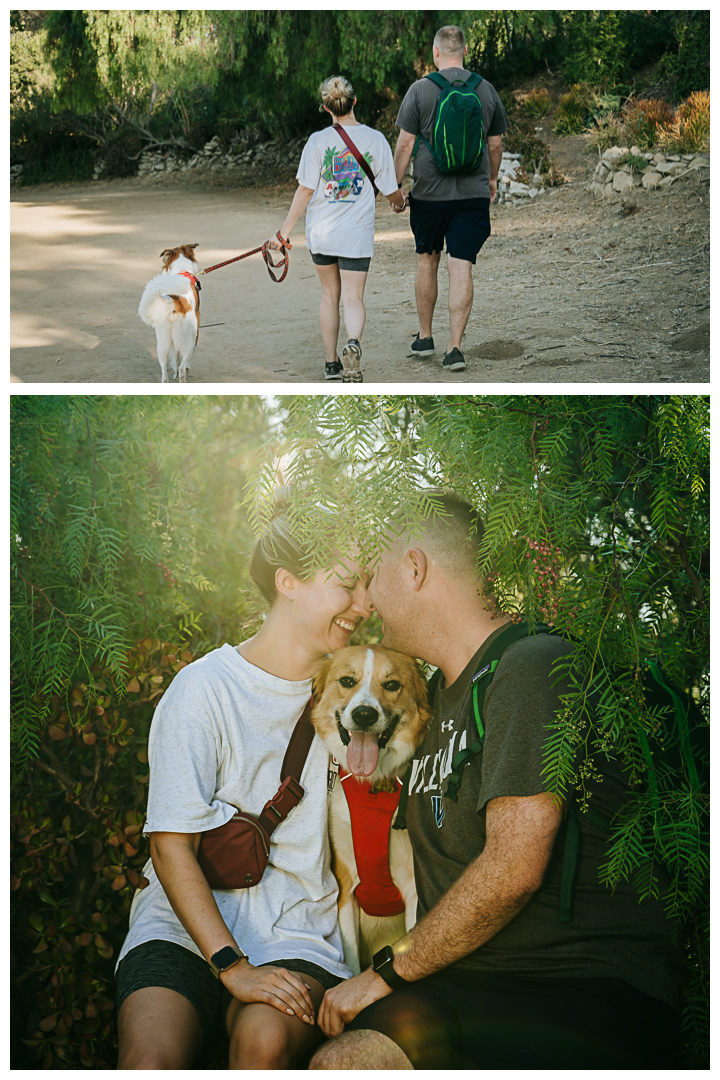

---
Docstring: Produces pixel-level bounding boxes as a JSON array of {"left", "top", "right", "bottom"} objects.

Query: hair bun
[{"left": 272, "top": 486, "right": 292, "bottom": 516}]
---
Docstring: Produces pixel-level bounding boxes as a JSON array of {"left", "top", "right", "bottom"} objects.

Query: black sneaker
[
  {"left": 409, "top": 332, "right": 435, "bottom": 358},
  {"left": 325, "top": 357, "right": 343, "bottom": 381},
  {"left": 341, "top": 340, "right": 363, "bottom": 383},
  {"left": 443, "top": 348, "right": 466, "bottom": 372}
]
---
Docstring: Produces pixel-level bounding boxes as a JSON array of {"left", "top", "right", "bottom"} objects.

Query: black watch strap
[
  {"left": 372, "top": 945, "right": 408, "bottom": 991},
  {"left": 208, "top": 943, "right": 248, "bottom": 979}
]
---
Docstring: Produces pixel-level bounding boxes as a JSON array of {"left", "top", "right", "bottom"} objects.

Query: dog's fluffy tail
[{"left": 138, "top": 273, "right": 196, "bottom": 327}]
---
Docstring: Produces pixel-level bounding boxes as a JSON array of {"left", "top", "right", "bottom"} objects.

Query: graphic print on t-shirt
[
  {"left": 409, "top": 721, "right": 468, "bottom": 806},
  {"left": 321, "top": 144, "right": 373, "bottom": 201}
]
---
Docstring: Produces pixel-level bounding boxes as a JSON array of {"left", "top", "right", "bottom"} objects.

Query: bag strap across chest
[
  {"left": 256, "top": 695, "right": 315, "bottom": 838},
  {"left": 333, "top": 124, "right": 379, "bottom": 197}
]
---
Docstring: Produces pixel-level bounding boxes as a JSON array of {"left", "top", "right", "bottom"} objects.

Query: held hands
[
  {"left": 220, "top": 959, "right": 316, "bottom": 1024},
  {"left": 317, "top": 967, "right": 393, "bottom": 1037}
]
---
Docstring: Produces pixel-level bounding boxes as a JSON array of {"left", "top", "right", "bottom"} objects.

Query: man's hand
[
  {"left": 489, "top": 177, "right": 497, "bottom": 204},
  {"left": 221, "top": 960, "right": 316, "bottom": 1023},
  {"left": 318, "top": 968, "right": 393, "bottom": 1037}
]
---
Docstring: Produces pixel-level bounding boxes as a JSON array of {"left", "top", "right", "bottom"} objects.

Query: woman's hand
[
  {"left": 266, "top": 232, "right": 289, "bottom": 251},
  {"left": 221, "top": 960, "right": 316, "bottom": 1024},
  {"left": 388, "top": 188, "right": 408, "bottom": 214}
]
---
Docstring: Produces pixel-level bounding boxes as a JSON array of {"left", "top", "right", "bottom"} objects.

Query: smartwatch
[
  {"left": 372, "top": 945, "right": 408, "bottom": 991},
  {"left": 208, "top": 943, "right": 248, "bottom": 979}
]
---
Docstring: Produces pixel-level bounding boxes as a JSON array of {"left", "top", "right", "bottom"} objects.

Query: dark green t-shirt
[{"left": 406, "top": 625, "right": 680, "bottom": 1010}]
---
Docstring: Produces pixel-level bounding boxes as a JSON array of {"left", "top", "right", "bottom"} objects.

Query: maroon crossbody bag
[
  {"left": 333, "top": 123, "right": 379, "bottom": 197},
  {"left": 197, "top": 696, "right": 315, "bottom": 890}
]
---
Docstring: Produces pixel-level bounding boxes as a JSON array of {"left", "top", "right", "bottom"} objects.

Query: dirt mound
[
  {"left": 670, "top": 322, "right": 710, "bottom": 351},
  {"left": 470, "top": 339, "right": 526, "bottom": 360}
]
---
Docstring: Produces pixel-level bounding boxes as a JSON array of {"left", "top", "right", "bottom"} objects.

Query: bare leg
[
  {"left": 446, "top": 254, "right": 474, "bottom": 352},
  {"left": 117, "top": 986, "right": 203, "bottom": 1069},
  {"left": 314, "top": 262, "right": 342, "bottom": 364},
  {"left": 339, "top": 270, "right": 368, "bottom": 342},
  {"left": 415, "top": 251, "right": 442, "bottom": 339},
  {"left": 226, "top": 971, "right": 326, "bottom": 1070},
  {"left": 310, "top": 1029, "right": 413, "bottom": 1070}
]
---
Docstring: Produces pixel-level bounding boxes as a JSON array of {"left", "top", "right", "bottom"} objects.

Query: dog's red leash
[{"left": 198, "top": 232, "right": 292, "bottom": 283}]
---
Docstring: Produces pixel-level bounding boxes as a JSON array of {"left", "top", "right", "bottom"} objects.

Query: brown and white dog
[
  {"left": 138, "top": 244, "right": 201, "bottom": 383},
  {"left": 312, "top": 645, "right": 432, "bottom": 974}
]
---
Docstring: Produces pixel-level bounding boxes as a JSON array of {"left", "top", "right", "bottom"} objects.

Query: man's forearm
[
  {"left": 390, "top": 847, "right": 535, "bottom": 981},
  {"left": 488, "top": 145, "right": 502, "bottom": 186},
  {"left": 391, "top": 792, "right": 562, "bottom": 981},
  {"left": 394, "top": 135, "right": 415, "bottom": 185}
]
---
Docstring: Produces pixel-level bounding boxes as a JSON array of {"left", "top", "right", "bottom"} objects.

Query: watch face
[
  {"left": 373, "top": 945, "right": 393, "bottom": 970},
  {"left": 213, "top": 945, "right": 241, "bottom": 970}
]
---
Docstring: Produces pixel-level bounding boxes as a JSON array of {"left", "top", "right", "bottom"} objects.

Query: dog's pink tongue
[{"left": 346, "top": 732, "right": 380, "bottom": 777}]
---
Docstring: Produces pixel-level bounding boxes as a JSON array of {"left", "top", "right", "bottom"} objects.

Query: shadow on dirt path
[{"left": 11, "top": 162, "right": 709, "bottom": 385}]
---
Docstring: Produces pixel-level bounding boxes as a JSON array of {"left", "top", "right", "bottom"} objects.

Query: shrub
[
  {"left": 552, "top": 83, "right": 595, "bottom": 136},
  {"left": 622, "top": 97, "right": 675, "bottom": 150},
  {"left": 502, "top": 115, "right": 564, "bottom": 186},
  {"left": 522, "top": 88, "right": 551, "bottom": 119},
  {"left": 617, "top": 152, "right": 649, "bottom": 174},
  {"left": 657, "top": 91, "right": 710, "bottom": 155},
  {"left": 587, "top": 115, "right": 626, "bottom": 154},
  {"left": 10, "top": 639, "right": 197, "bottom": 1069}
]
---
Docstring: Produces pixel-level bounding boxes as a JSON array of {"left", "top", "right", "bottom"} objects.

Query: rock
[
  {"left": 630, "top": 145, "right": 644, "bottom": 156},
  {"left": 603, "top": 146, "right": 628, "bottom": 164},
  {"left": 689, "top": 154, "right": 710, "bottom": 169},
  {"left": 507, "top": 181, "right": 530, "bottom": 195},
  {"left": 604, "top": 181, "right": 615, "bottom": 198},
  {"left": 642, "top": 171, "right": 662, "bottom": 190},
  {"left": 612, "top": 171, "right": 635, "bottom": 193},
  {"left": 651, "top": 153, "right": 666, "bottom": 165},
  {"left": 667, "top": 154, "right": 682, "bottom": 161},
  {"left": 654, "top": 160, "right": 677, "bottom": 175},
  {"left": 658, "top": 175, "right": 676, "bottom": 187}
]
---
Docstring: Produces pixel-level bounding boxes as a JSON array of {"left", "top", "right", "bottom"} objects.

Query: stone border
[{"left": 587, "top": 144, "right": 709, "bottom": 197}]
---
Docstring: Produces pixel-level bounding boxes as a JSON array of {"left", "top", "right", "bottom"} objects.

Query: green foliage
[
  {"left": 552, "top": 82, "right": 596, "bottom": 136},
  {"left": 10, "top": 395, "right": 269, "bottom": 778},
  {"left": 617, "top": 152, "right": 649, "bottom": 174},
  {"left": 10, "top": 638, "right": 199, "bottom": 1069},
  {"left": 587, "top": 115, "right": 626, "bottom": 154},
  {"left": 658, "top": 11, "right": 710, "bottom": 101}
]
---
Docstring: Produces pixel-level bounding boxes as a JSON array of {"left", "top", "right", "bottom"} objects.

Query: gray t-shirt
[
  {"left": 406, "top": 626, "right": 680, "bottom": 1010},
  {"left": 396, "top": 69, "right": 509, "bottom": 201}
]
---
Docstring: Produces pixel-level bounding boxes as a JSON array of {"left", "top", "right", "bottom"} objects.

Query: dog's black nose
[{"left": 351, "top": 705, "right": 379, "bottom": 729}]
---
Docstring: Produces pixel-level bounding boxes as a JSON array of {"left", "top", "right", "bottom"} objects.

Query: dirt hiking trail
[{"left": 11, "top": 143, "right": 709, "bottom": 385}]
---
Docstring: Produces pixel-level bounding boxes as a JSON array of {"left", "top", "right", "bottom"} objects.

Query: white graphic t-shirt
[
  {"left": 117, "top": 644, "right": 351, "bottom": 981},
  {"left": 297, "top": 124, "right": 398, "bottom": 258}
]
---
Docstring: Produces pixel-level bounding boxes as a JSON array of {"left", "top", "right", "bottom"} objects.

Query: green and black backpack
[
  {"left": 420, "top": 71, "right": 485, "bottom": 174},
  {"left": 394, "top": 621, "right": 708, "bottom": 922}
]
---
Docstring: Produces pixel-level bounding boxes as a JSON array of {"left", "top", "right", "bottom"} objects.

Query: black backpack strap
[
  {"left": 423, "top": 71, "right": 450, "bottom": 90},
  {"left": 445, "top": 623, "right": 554, "bottom": 802}
]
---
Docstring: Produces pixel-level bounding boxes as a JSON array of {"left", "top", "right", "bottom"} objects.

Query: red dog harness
[
  {"left": 339, "top": 769, "right": 405, "bottom": 917},
  {"left": 178, "top": 270, "right": 202, "bottom": 305}
]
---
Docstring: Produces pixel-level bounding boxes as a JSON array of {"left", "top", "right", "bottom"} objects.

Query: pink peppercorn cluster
[
  {"left": 157, "top": 561, "right": 175, "bottom": 588},
  {"left": 525, "top": 538, "right": 561, "bottom": 623}
]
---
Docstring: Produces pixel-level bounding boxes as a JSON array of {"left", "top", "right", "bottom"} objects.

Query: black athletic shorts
[
  {"left": 346, "top": 970, "right": 679, "bottom": 1070},
  {"left": 116, "top": 939, "right": 343, "bottom": 1049},
  {"left": 310, "top": 251, "right": 371, "bottom": 273},
  {"left": 409, "top": 193, "right": 491, "bottom": 263}
]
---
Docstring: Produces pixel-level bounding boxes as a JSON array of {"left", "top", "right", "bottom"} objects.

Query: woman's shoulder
[{"left": 156, "top": 645, "right": 239, "bottom": 708}]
